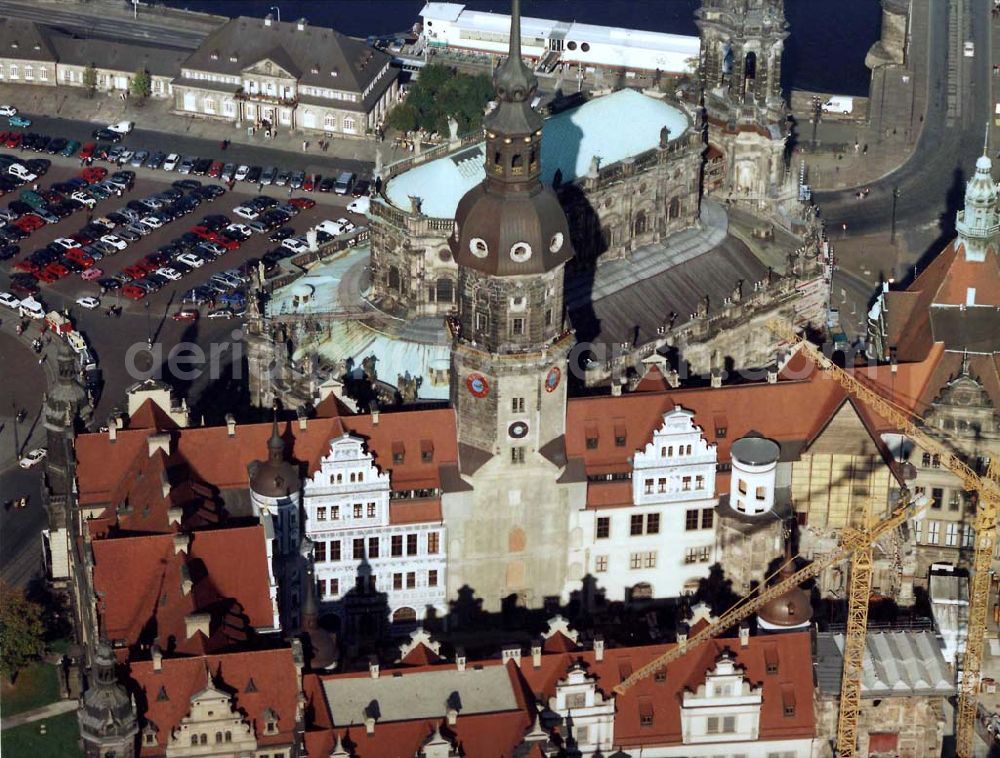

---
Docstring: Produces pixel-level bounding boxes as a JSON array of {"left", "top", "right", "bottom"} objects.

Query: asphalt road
[
  {"left": 15, "top": 111, "right": 375, "bottom": 179},
  {"left": 0, "top": 0, "right": 210, "bottom": 50},
  {"left": 814, "top": 0, "right": 991, "bottom": 254}
]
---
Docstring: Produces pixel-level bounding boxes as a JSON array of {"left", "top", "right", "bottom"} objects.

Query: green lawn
[
  {"left": 0, "top": 711, "right": 81, "bottom": 757},
  {"left": 0, "top": 661, "right": 60, "bottom": 719}
]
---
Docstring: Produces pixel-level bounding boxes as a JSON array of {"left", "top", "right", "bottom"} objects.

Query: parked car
[
  {"left": 347, "top": 195, "right": 371, "bottom": 214},
  {"left": 208, "top": 160, "right": 224, "bottom": 178},
  {"left": 163, "top": 153, "right": 181, "bottom": 171},
  {"left": 19, "top": 448, "right": 47, "bottom": 469},
  {"left": 177, "top": 156, "right": 197, "bottom": 175},
  {"left": 0, "top": 105, "right": 17, "bottom": 117},
  {"left": 130, "top": 149, "right": 150, "bottom": 167},
  {"left": 260, "top": 166, "right": 277, "bottom": 185},
  {"left": 8, "top": 115, "right": 31, "bottom": 128},
  {"left": 234, "top": 164, "right": 250, "bottom": 181},
  {"left": 147, "top": 151, "right": 167, "bottom": 169},
  {"left": 274, "top": 169, "right": 291, "bottom": 187},
  {"left": 76, "top": 295, "right": 101, "bottom": 309},
  {"left": 334, "top": 171, "right": 356, "bottom": 195},
  {"left": 318, "top": 175, "right": 336, "bottom": 192},
  {"left": 173, "top": 307, "right": 200, "bottom": 321}
]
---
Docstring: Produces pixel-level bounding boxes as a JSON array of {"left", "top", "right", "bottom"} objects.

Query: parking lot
[{"left": 0, "top": 151, "right": 366, "bottom": 317}]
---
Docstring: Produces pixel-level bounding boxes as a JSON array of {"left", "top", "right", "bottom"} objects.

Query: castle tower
[
  {"left": 444, "top": 0, "right": 581, "bottom": 612},
  {"left": 248, "top": 411, "right": 303, "bottom": 630},
  {"left": 955, "top": 131, "right": 999, "bottom": 263},
  {"left": 77, "top": 641, "right": 138, "bottom": 758},
  {"left": 696, "top": 0, "right": 792, "bottom": 208},
  {"left": 42, "top": 341, "right": 92, "bottom": 582}
]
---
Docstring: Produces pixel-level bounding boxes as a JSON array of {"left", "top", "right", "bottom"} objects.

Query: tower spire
[{"left": 985, "top": 121, "right": 990, "bottom": 158}]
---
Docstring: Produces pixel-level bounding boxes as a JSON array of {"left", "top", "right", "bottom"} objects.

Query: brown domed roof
[
  {"left": 450, "top": 184, "right": 572, "bottom": 276},
  {"left": 757, "top": 559, "right": 812, "bottom": 629},
  {"left": 249, "top": 417, "right": 299, "bottom": 498}
]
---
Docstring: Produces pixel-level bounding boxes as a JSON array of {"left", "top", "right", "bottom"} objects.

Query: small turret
[{"left": 78, "top": 642, "right": 138, "bottom": 758}]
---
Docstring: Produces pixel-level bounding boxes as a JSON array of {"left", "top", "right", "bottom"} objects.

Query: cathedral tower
[
  {"left": 696, "top": 0, "right": 792, "bottom": 207},
  {"left": 955, "top": 132, "right": 999, "bottom": 263},
  {"left": 77, "top": 641, "right": 138, "bottom": 758},
  {"left": 444, "top": 0, "right": 581, "bottom": 612}
]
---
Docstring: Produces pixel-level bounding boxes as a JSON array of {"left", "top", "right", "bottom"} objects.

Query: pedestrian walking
[{"left": 302, "top": 140, "right": 308, "bottom": 151}]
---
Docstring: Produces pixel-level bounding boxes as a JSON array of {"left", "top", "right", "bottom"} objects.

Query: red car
[
  {"left": 16, "top": 214, "right": 45, "bottom": 232},
  {"left": 79, "top": 142, "right": 96, "bottom": 160},
  {"left": 303, "top": 174, "right": 318, "bottom": 192},
  {"left": 81, "top": 166, "right": 108, "bottom": 184},
  {"left": 13, "top": 259, "right": 40, "bottom": 274},
  {"left": 172, "top": 308, "right": 199, "bottom": 321},
  {"left": 122, "top": 284, "right": 146, "bottom": 300},
  {"left": 36, "top": 269, "right": 59, "bottom": 284},
  {"left": 71, "top": 233, "right": 93, "bottom": 246},
  {"left": 64, "top": 249, "right": 95, "bottom": 268},
  {"left": 136, "top": 259, "right": 159, "bottom": 274},
  {"left": 191, "top": 225, "right": 218, "bottom": 240},
  {"left": 43, "top": 262, "right": 69, "bottom": 279},
  {"left": 208, "top": 161, "right": 224, "bottom": 178},
  {"left": 289, "top": 197, "right": 316, "bottom": 209},
  {"left": 5, "top": 132, "right": 21, "bottom": 149},
  {"left": 216, "top": 236, "right": 240, "bottom": 250},
  {"left": 121, "top": 265, "right": 147, "bottom": 280}
]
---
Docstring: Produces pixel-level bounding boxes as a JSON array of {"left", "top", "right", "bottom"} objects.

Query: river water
[{"left": 161, "top": 0, "right": 881, "bottom": 96}]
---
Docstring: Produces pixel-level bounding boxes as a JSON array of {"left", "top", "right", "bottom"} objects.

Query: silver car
[
  {"left": 177, "top": 157, "right": 197, "bottom": 175},
  {"left": 130, "top": 149, "right": 149, "bottom": 167}
]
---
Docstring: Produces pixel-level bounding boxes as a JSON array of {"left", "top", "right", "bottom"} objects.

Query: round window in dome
[
  {"left": 581, "top": 42, "right": 590, "bottom": 52},
  {"left": 509, "top": 241, "right": 532, "bottom": 262},
  {"left": 549, "top": 232, "right": 564, "bottom": 253},
  {"left": 567, "top": 41, "right": 577, "bottom": 51},
  {"left": 469, "top": 237, "right": 488, "bottom": 258}
]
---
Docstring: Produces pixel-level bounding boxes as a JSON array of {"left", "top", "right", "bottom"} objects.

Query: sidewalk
[
  {"left": 0, "top": 83, "right": 409, "bottom": 167},
  {"left": 0, "top": 699, "right": 76, "bottom": 730}
]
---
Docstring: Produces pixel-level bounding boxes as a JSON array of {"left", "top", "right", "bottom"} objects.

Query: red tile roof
[
  {"left": 389, "top": 498, "right": 443, "bottom": 525},
  {"left": 127, "top": 398, "right": 181, "bottom": 431},
  {"left": 91, "top": 526, "right": 273, "bottom": 655},
  {"left": 129, "top": 648, "right": 300, "bottom": 756}
]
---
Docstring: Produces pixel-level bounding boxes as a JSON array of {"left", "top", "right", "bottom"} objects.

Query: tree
[
  {"left": 382, "top": 64, "right": 493, "bottom": 137},
  {"left": 0, "top": 583, "right": 45, "bottom": 683},
  {"left": 82, "top": 63, "right": 97, "bottom": 99},
  {"left": 130, "top": 67, "right": 152, "bottom": 102}
]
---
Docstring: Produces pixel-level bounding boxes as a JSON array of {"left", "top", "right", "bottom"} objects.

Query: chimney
[
  {"left": 676, "top": 623, "right": 689, "bottom": 645},
  {"left": 739, "top": 624, "right": 750, "bottom": 648},
  {"left": 446, "top": 707, "right": 458, "bottom": 726},
  {"left": 297, "top": 407, "right": 308, "bottom": 431},
  {"left": 455, "top": 648, "right": 466, "bottom": 671},
  {"left": 107, "top": 416, "right": 117, "bottom": 442},
  {"left": 710, "top": 368, "right": 722, "bottom": 388},
  {"left": 501, "top": 645, "right": 521, "bottom": 666},
  {"left": 666, "top": 368, "right": 680, "bottom": 388},
  {"left": 369, "top": 656, "right": 380, "bottom": 678},
  {"left": 766, "top": 364, "right": 778, "bottom": 384},
  {"left": 611, "top": 382, "right": 622, "bottom": 397},
  {"left": 167, "top": 507, "right": 183, "bottom": 526},
  {"left": 296, "top": 17, "right": 307, "bottom": 31},
  {"left": 364, "top": 715, "right": 376, "bottom": 735},
  {"left": 172, "top": 533, "right": 190, "bottom": 555},
  {"left": 263, "top": 12, "right": 273, "bottom": 26},
  {"left": 225, "top": 413, "right": 236, "bottom": 437},
  {"left": 370, "top": 401, "right": 380, "bottom": 425},
  {"left": 160, "top": 469, "right": 171, "bottom": 499},
  {"left": 179, "top": 564, "right": 193, "bottom": 596},
  {"left": 151, "top": 643, "right": 162, "bottom": 672},
  {"left": 184, "top": 612, "right": 210, "bottom": 638},
  {"left": 593, "top": 635, "right": 605, "bottom": 662},
  {"left": 531, "top": 639, "right": 542, "bottom": 669}
]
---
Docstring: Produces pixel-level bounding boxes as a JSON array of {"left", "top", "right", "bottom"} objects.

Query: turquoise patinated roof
[{"left": 385, "top": 88, "right": 689, "bottom": 218}]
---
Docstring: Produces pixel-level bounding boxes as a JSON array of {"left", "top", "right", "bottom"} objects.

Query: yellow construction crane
[
  {"left": 612, "top": 493, "right": 924, "bottom": 698},
  {"left": 767, "top": 320, "right": 1000, "bottom": 758}
]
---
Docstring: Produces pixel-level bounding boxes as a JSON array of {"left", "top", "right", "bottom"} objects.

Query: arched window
[
  {"left": 667, "top": 446, "right": 673, "bottom": 456},
  {"left": 387, "top": 265, "right": 401, "bottom": 291},
  {"left": 358, "top": 472, "right": 364, "bottom": 482},
  {"left": 225, "top": 732, "right": 232, "bottom": 742},
  {"left": 436, "top": 278, "right": 454, "bottom": 303},
  {"left": 393, "top": 607, "right": 417, "bottom": 623},
  {"left": 336, "top": 473, "right": 343, "bottom": 483},
  {"left": 668, "top": 197, "right": 681, "bottom": 220},
  {"left": 350, "top": 473, "right": 356, "bottom": 483},
  {"left": 633, "top": 210, "right": 647, "bottom": 236},
  {"left": 200, "top": 734, "right": 208, "bottom": 745},
  {"left": 215, "top": 732, "right": 222, "bottom": 744},
  {"left": 190, "top": 736, "right": 197, "bottom": 746},
  {"left": 511, "top": 152, "right": 524, "bottom": 175}
]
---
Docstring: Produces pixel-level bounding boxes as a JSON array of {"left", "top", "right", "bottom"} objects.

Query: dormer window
[
  {"left": 392, "top": 442, "right": 405, "bottom": 464},
  {"left": 638, "top": 697, "right": 654, "bottom": 726},
  {"left": 263, "top": 708, "right": 279, "bottom": 734},
  {"left": 420, "top": 440, "right": 434, "bottom": 463},
  {"left": 210, "top": 51, "right": 219, "bottom": 60},
  {"left": 229, "top": 55, "right": 238, "bottom": 63}
]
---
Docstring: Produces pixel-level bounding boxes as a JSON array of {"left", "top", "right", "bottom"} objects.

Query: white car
[
  {"left": 176, "top": 252, "right": 205, "bottom": 268},
  {"left": 9, "top": 164, "right": 37, "bottom": 182},
  {"left": 140, "top": 216, "right": 164, "bottom": 230},
  {"left": 347, "top": 196, "right": 370, "bottom": 214},
  {"left": 52, "top": 237, "right": 82, "bottom": 250},
  {"left": 100, "top": 234, "right": 128, "bottom": 251},
  {"left": 18, "top": 448, "right": 47, "bottom": 469},
  {"left": 232, "top": 205, "right": 260, "bottom": 221},
  {"left": 234, "top": 164, "right": 250, "bottom": 181},
  {"left": 281, "top": 237, "right": 309, "bottom": 253},
  {"left": 76, "top": 296, "right": 101, "bottom": 309},
  {"left": 335, "top": 217, "right": 356, "bottom": 233},
  {"left": 0, "top": 292, "right": 21, "bottom": 309},
  {"left": 315, "top": 219, "right": 345, "bottom": 237},
  {"left": 163, "top": 153, "right": 180, "bottom": 171},
  {"left": 0, "top": 105, "right": 17, "bottom": 117},
  {"left": 19, "top": 297, "right": 45, "bottom": 319},
  {"left": 225, "top": 223, "right": 253, "bottom": 238},
  {"left": 156, "top": 267, "right": 182, "bottom": 281},
  {"left": 71, "top": 191, "right": 97, "bottom": 208},
  {"left": 964, "top": 40, "right": 975, "bottom": 58},
  {"left": 107, "top": 120, "right": 134, "bottom": 134}
]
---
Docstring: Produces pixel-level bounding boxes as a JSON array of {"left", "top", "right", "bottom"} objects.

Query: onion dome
[
  {"left": 757, "top": 558, "right": 812, "bottom": 631},
  {"left": 77, "top": 641, "right": 137, "bottom": 743},
  {"left": 249, "top": 413, "right": 299, "bottom": 498},
  {"left": 449, "top": 0, "right": 573, "bottom": 277}
]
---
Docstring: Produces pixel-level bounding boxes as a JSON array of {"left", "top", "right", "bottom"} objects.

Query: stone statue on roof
[
  {"left": 448, "top": 115, "right": 459, "bottom": 143},
  {"left": 660, "top": 125, "right": 671, "bottom": 149},
  {"left": 408, "top": 195, "right": 424, "bottom": 216},
  {"left": 374, "top": 145, "right": 383, "bottom": 179},
  {"left": 588, "top": 155, "right": 601, "bottom": 179}
]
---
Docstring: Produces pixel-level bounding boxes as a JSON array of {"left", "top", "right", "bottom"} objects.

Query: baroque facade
[{"left": 171, "top": 15, "right": 399, "bottom": 137}]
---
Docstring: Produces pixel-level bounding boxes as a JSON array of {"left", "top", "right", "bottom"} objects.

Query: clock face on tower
[
  {"left": 465, "top": 372, "right": 490, "bottom": 398},
  {"left": 545, "top": 366, "right": 561, "bottom": 393},
  {"left": 508, "top": 421, "right": 529, "bottom": 439}
]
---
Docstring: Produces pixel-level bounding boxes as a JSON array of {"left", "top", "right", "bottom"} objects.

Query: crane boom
[
  {"left": 611, "top": 496, "right": 918, "bottom": 696},
  {"left": 766, "top": 319, "right": 999, "bottom": 758}
]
